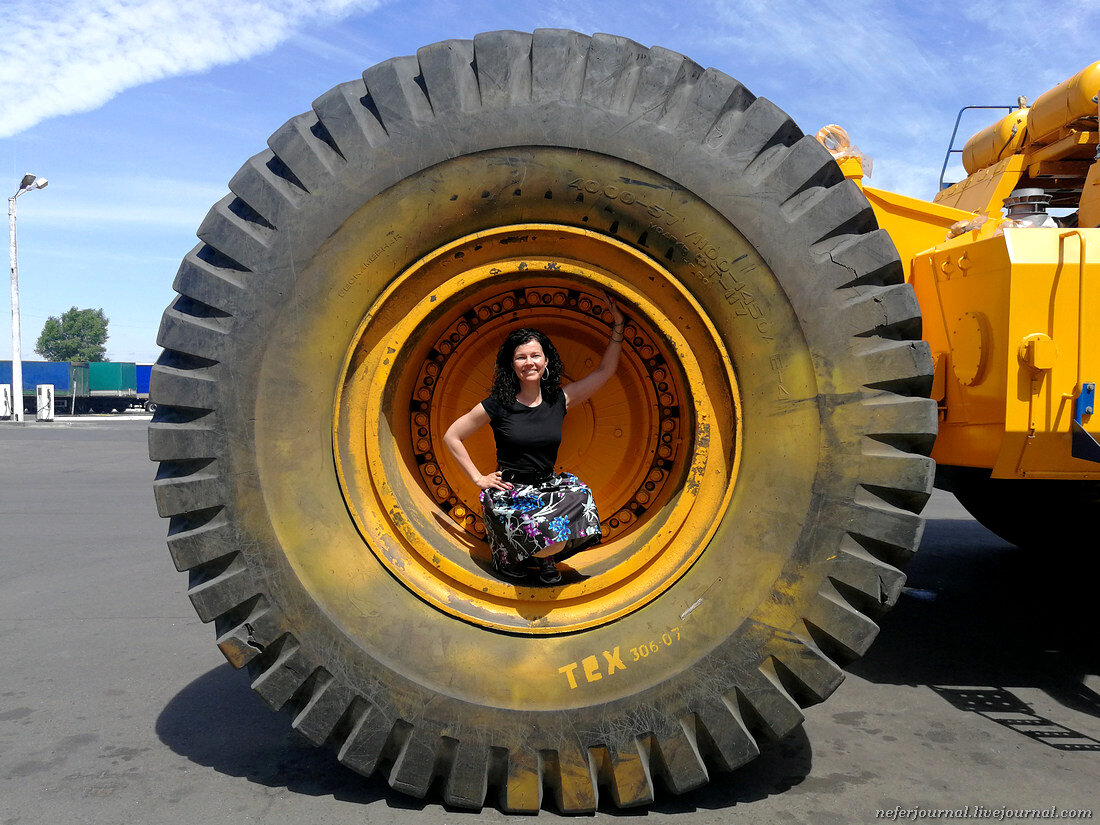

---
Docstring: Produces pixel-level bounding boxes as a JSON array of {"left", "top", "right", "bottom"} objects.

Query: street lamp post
[{"left": 8, "top": 173, "right": 48, "bottom": 423}]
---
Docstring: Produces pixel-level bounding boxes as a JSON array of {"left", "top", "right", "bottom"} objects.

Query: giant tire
[{"left": 150, "top": 31, "right": 937, "bottom": 812}]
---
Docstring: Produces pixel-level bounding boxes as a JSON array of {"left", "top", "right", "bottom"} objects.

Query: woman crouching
[{"left": 443, "top": 294, "right": 625, "bottom": 584}]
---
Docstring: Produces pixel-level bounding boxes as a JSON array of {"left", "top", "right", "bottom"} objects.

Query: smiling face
[{"left": 512, "top": 338, "right": 547, "bottom": 385}]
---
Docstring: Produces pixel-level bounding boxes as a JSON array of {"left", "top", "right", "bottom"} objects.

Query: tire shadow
[
  {"left": 155, "top": 663, "right": 392, "bottom": 805},
  {"left": 600, "top": 727, "right": 814, "bottom": 816},
  {"left": 851, "top": 514, "right": 1100, "bottom": 721},
  {"left": 156, "top": 663, "right": 814, "bottom": 814}
]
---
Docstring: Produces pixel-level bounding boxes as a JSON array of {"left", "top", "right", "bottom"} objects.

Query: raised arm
[
  {"left": 443, "top": 402, "right": 512, "bottom": 491},
  {"left": 562, "top": 292, "right": 625, "bottom": 409}
]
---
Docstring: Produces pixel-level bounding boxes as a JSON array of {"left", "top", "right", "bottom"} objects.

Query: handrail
[
  {"left": 1059, "top": 229, "right": 1100, "bottom": 462},
  {"left": 938, "top": 105, "right": 1015, "bottom": 191},
  {"left": 1059, "top": 230, "right": 1088, "bottom": 392}
]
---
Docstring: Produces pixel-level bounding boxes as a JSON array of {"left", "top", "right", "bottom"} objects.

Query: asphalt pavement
[{"left": 0, "top": 420, "right": 1096, "bottom": 824}]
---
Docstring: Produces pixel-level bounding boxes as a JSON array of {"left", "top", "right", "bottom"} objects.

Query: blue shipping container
[
  {"left": 0, "top": 360, "right": 73, "bottom": 392},
  {"left": 136, "top": 364, "right": 152, "bottom": 395}
]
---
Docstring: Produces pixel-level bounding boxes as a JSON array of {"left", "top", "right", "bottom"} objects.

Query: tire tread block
[
  {"left": 645, "top": 719, "right": 709, "bottom": 795},
  {"left": 418, "top": 39, "right": 480, "bottom": 115},
  {"left": 803, "top": 588, "right": 882, "bottom": 662},
  {"left": 854, "top": 338, "right": 934, "bottom": 396},
  {"left": 473, "top": 31, "right": 533, "bottom": 110},
  {"left": 228, "top": 151, "right": 305, "bottom": 231},
  {"left": 167, "top": 508, "right": 232, "bottom": 572},
  {"left": 499, "top": 748, "right": 542, "bottom": 813},
  {"left": 676, "top": 68, "right": 753, "bottom": 145},
  {"left": 148, "top": 421, "right": 221, "bottom": 462},
  {"left": 768, "top": 134, "right": 843, "bottom": 206},
  {"left": 840, "top": 283, "right": 924, "bottom": 340},
  {"left": 388, "top": 725, "right": 440, "bottom": 797},
  {"left": 711, "top": 97, "right": 795, "bottom": 174},
  {"left": 153, "top": 463, "right": 223, "bottom": 517},
  {"left": 531, "top": 29, "right": 589, "bottom": 104},
  {"left": 582, "top": 33, "right": 648, "bottom": 114},
  {"left": 827, "top": 539, "right": 908, "bottom": 611},
  {"left": 312, "top": 79, "right": 388, "bottom": 161},
  {"left": 293, "top": 674, "right": 357, "bottom": 746},
  {"left": 187, "top": 555, "right": 255, "bottom": 623},
  {"left": 592, "top": 742, "right": 654, "bottom": 808},
  {"left": 693, "top": 698, "right": 760, "bottom": 772},
  {"left": 197, "top": 195, "right": 272, "bottom": 274},
  {"left": 859, "top": 443, "right": 935, "bottom": 512},
  {"left": 836, "top": 495, "right": 926, "bottom": 566},
  {"left": 149, "top": 363, "right": 218, "bottom": 410},
  {"left": 443, "top": 739, "right": 491, "bottom": 810},
  {"left": 787, "top": 179, "right": 875, "bottom": 245},
  {"left": 157, "top": 307, "right": 229, "bottom": 363},
  {"left": 764, "top": 633, "right": 846, "bottom": 707},
  {"left": 172, "top": 246, "right": 245, "bottom": 314},
  {"left": 214, "top": 595, "right": 282, "bottom": 669},
  {"left": 249, "top": 634, "right": 314, "bottom": 711},
  {"left": 735, "top": 664, "right": 806, "bottom": 742},
  {"left": 267, "top": 112, "right": 343, "bottom": 195},
  {"left": 337, "top": 702, "right": 398, "bottom": 778},
  {"left": 844, "top": 395, "right": 938, "bottom": 455},
  {"left": 816, "top": 228, "right": 905, "bottom": 288},
  {"left": 632, "top": 46, "right": 701, "bottom": 126},
  {"left": 363, "top": 55, "right": 434, "bottom": 127},
  {"left": 543, "top": 743, "right": 598, "bottom": 813}
]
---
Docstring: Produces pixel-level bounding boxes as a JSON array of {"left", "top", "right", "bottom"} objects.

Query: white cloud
[
  {"left": 0, "top": 0, "right": 384, "bottom": 138},
  {"left": 693, "top": 1, "right": 1100, "bottom": 127},
  {"left": 702, "top": 0, "right": 948, "bottom": 91},
  {"left": 288, "top": 30, "right": 384, "bottom": 67}
]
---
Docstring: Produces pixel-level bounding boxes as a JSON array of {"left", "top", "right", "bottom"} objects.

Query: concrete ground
[{"left": 0, "top": 420, "right": 1096, "bottom": 824}]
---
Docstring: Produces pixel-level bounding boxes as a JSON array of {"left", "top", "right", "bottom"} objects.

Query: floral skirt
[{"left": 480, "top": 472, "right": 602, "bottom": 569}]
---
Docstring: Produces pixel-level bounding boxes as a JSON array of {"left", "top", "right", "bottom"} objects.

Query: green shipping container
[{"left": 88, "top": 361, "right": 138, "bottom": 398}]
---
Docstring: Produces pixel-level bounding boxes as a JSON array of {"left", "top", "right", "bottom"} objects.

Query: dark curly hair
[{"left": 490, "top": 328, "right": 564, "bottom": 405}]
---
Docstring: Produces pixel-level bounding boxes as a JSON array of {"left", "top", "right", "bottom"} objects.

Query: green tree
[{"left": 35, "top": 307, "right": 109, "bottom": 362}]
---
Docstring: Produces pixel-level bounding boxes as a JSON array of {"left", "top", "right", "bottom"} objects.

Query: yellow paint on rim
[{"left": 334, "top": 224, "right": 741, "bottom": 633}]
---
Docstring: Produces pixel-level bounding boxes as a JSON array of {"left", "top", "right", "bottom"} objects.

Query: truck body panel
[
  {"left": 908, "top": 230, "right": 1100, "bottom": 479},
  {"left": 136, "top": 364, "right": 152, "bottom": 398},
  {"left": 0, "top": 360, "right": 89, "bottom": 398},
  {"left": 88, "top": 362, "right": 137, "bottom": 399}
]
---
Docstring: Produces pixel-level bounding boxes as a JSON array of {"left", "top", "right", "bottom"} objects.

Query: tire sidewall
[{"left": 221, "top": 111, "right": 857, "bottom": 726}]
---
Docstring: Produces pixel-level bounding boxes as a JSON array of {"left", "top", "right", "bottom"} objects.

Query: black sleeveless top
[{"left": 481, "top": 392, "right": 567, "bottom": 478}]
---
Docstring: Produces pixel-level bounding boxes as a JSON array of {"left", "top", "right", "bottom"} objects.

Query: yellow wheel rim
[{"left": 334, "top": 224, "right": 741, "bottom": 633}]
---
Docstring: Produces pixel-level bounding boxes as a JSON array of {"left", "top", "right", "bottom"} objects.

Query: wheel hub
[{"left": 334, "top": 224, "right": 741, "bottom": 633}]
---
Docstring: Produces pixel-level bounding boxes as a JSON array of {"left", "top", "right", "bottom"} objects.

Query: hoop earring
[{"left": 542, "top": 366, "right": 549, "bottom": 380}]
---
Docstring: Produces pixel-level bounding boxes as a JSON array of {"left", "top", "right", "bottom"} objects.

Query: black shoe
[
  {"left": 537, "top": 556, "right": 562, "bottom": 585},
  {"left": 494, "top": 559, "right": 530, "bottom": 580}
]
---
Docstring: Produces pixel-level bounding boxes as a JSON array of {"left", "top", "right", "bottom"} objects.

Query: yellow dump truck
[
  {"left": 838, "top": 62, "right": 1100, "bottom": 549},
  {"left": 151, "top": 31, "right": 1098, "bottom": 812}
]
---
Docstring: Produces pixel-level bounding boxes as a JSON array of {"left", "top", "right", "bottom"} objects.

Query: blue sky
[{"left": 2, "top": 0, "right": 1097, "bottom": 362}]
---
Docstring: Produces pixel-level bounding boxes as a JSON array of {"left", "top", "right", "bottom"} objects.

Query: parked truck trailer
[
  {"left": 1, "top": 360, "right": 140, "bottom": 415},
  {"left": 87, "top": 361, "right": 138, "bottom": 413},
  {"left": 1, "top": 360, "right": 89, "bottom": 415}
]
